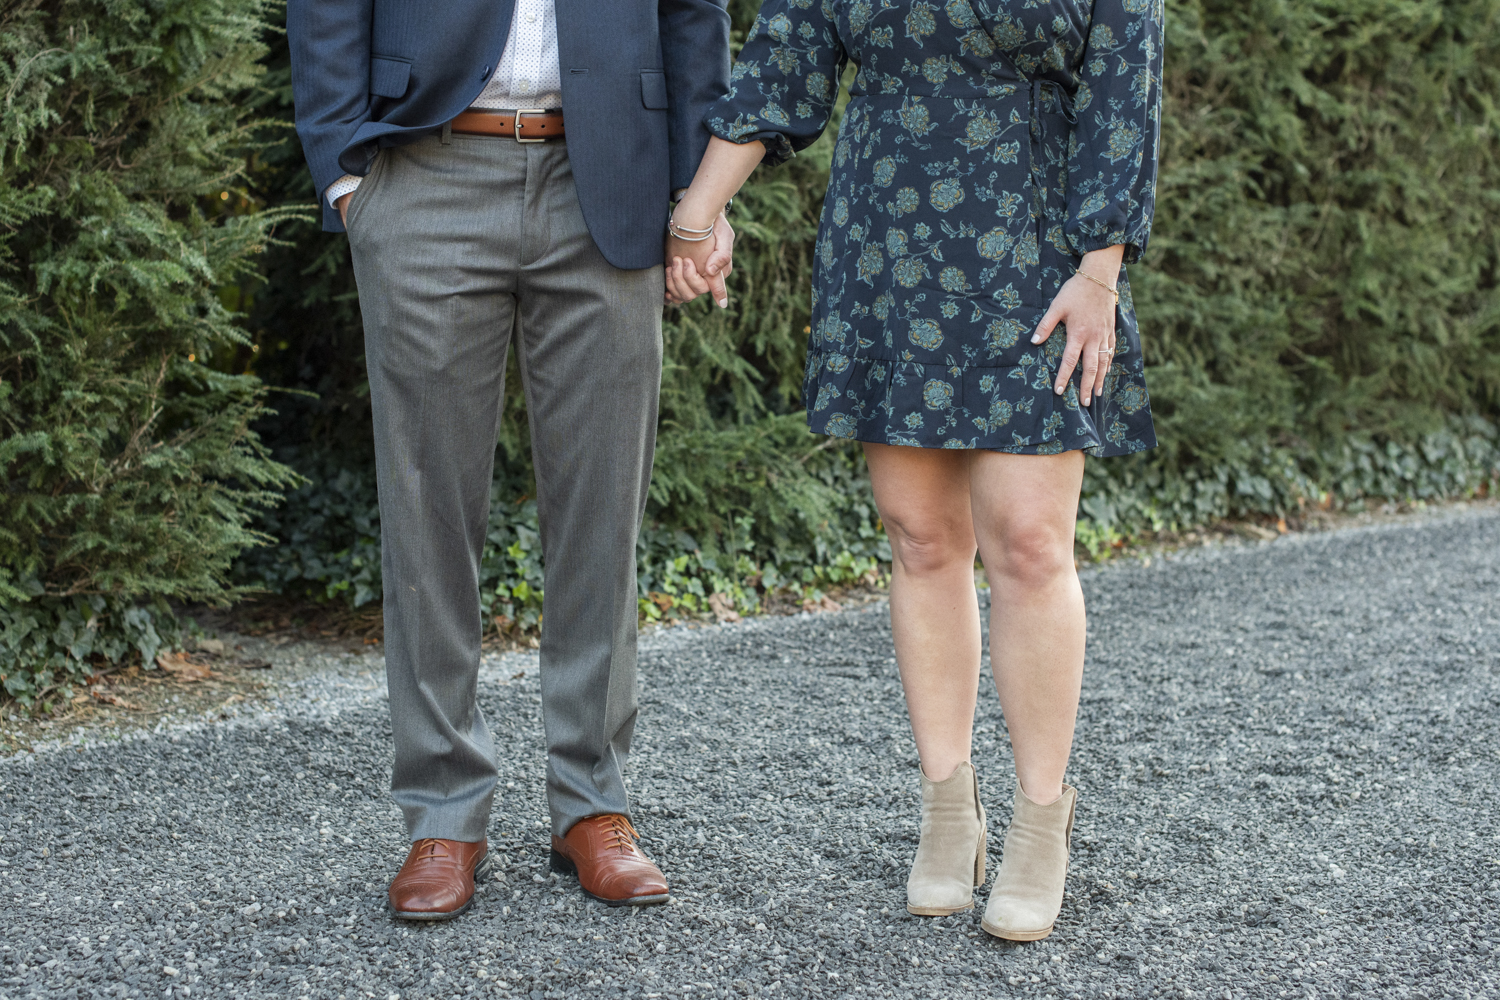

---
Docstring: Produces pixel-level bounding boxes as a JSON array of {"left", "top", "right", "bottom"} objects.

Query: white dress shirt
[
  {"left": 327, "top": 0, "right": 561, "bottom": 206},
  {"left": 473, "top": 0, "right": 561, "bottom": 111}
]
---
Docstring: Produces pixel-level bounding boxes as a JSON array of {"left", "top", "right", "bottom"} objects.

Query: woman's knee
[
  {"left": 884, "top": 515, "right": 975, "bottom": 577},
  {"left": 986, "top": 521, "right": 1075, "bottom": 588}
]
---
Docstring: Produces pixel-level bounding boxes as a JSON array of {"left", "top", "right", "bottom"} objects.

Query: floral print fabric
[{"left": 706, "top": 0, "right": 1163, "bottom": 455}]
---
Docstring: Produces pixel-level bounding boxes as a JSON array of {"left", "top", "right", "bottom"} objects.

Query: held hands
[
  {"left": 659, "top": 136, "right": 768, "bottom": 308},
  {"left": 1030, "top": 245, "right": 1126, "bottom": 405},
  {"left": 664, "top": 210, "right": 735, "bottom": 308}
]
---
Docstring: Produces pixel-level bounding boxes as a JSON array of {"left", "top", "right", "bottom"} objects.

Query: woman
[{"left": 668, "top": 0, "right": 1162, "bottom": 941}]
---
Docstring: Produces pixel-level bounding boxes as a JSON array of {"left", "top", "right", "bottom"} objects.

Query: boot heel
[{"left": 549, "top": 848, "right": 577, "bottom": 876}]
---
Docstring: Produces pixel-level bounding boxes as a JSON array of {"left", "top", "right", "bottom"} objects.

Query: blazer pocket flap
[
  {"left": 640, "top": 69, "right": 669, "bottom": 110},
  {"left": 370, "top": 57, "right": 412, "bottom": 99}
]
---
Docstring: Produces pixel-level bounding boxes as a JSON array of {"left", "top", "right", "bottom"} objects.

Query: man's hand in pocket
[{"left": 337, "top": 192, "right": 354, "bottom": 228}]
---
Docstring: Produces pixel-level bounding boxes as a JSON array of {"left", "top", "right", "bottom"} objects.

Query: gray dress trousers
[{"left": 345, "top": 132, "right": 664, "bottom": 842}]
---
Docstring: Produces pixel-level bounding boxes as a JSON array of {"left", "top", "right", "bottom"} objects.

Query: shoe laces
[
  {"left": 599, "top": 815, "right": 639, "bottom": 855},
  {"left": 411, "top": 838, "right": 452, "bottom": 863}
]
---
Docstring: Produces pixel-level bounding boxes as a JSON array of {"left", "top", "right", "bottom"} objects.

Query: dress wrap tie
[{"left": 1026, "top": 77, "right": 1078, "bottom": 249}]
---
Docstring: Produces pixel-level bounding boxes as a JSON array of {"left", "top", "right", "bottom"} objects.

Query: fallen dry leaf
[
  {"left": 90, "top": 689, "right": 141, "bottom": 710},
  {"left": 707, "top": 592, "right": 740, "bottom": 623},
  {"left": 155, "top": 650, "right": 214, "bottom": 681}
]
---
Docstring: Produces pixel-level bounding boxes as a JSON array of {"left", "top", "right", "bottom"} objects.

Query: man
[{"left": 287, "top": 0, "right": 732, "bottom": 919}]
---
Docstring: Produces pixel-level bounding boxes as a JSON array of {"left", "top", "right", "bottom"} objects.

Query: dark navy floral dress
[{"left": 706, "top": 0, "right": 1162, "bottom": 455}]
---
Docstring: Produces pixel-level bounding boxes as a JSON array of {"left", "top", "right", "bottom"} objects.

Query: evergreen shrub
[
  {"left": 8, "top": 0, "right": 1494, "bottom": 702},
  {"left": 0, "top": 0, "right": 297, "bottom": 708},
  {"left": 1095, "top": 0, "right": 1500, "bottom": 539},
  {"left": 238, "top": 0, "right": 1499, "bottom": 626}
]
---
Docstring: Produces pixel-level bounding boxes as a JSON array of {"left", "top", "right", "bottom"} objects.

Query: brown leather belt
[{"left": 450, "top": 108, "right": 564, "bottom": 142}]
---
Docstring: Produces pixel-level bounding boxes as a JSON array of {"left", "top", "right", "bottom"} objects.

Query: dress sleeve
[
  {"left": 702, "top": 0, "right": 848, "bottom": 167},
  {"left": 1064, "top": 0, "right": 1164, "bottom": 262}
]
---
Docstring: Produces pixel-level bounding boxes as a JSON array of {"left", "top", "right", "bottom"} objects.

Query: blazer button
[{"left": 480, "top": 65, "right": 491, "bottom": 79}]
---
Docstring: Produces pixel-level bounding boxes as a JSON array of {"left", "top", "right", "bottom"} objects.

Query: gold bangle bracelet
[{"left": 1074, "top": 267, "right": 1119, "bottom": 304}]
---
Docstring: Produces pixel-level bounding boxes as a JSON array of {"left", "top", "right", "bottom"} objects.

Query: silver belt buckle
[{"left": 513, "top": 108, "right": 548, "bottom": 143}]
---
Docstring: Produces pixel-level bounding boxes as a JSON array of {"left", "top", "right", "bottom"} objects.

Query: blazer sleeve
[
  {"left": 658, "top": 0, "right": 733, "bottom": 193},
  {"left": 1064, "top": 0, "right": 1164, "bottom": 263},
  {"left": 288, "top": 0, "right": 375, "bottom": 233},
  {"left": 702, "top": 0, "right": 848, "bottom": 167}
]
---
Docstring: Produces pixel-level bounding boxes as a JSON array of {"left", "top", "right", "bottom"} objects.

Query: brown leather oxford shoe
[
  {"left": 388, "top": 838, "right": 491, "bottom": 921},
  {"left": 550, "top": 814, "right": 670, "bottom": 906}
]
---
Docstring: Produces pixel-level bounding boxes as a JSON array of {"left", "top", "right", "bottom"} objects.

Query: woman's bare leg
[
  {"left": 968, "top": 451, "right": 1086, "bottom": 805},
  {"left": 863, "top": 443, "right": 981, "bottom": 782}
]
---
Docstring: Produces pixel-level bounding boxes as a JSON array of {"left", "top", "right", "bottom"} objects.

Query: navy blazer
[{"left": 288, "top": 0, "right": 731, "bottom": 270}]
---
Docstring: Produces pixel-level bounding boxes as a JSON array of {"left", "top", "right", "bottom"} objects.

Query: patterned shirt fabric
[
  {"left": 705, "top": 0, "right": 1162, "bottom": 456},
  {"left": 473, "top": 0, "right": 563, "bottom": 110},
  {"left": 326, "top": 0, "right": 561, "bottom": 205}
]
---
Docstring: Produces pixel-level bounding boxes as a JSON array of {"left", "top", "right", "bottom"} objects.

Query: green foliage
[
  {"left": 236, "top": 0, "right": 1500, "bottom": 625},
  {"left": 1099, "top": 0, "right": 1500, "bottom": 532},
  {"left": 0, "top": 0, "right": 298, "bottom": 707}
]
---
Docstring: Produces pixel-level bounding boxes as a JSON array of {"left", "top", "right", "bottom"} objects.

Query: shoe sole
[
  {"left": 391, "top": 852, "right": 494, "bottom": 921},
  {"left": 980, "top": 918, "right": 1054, "bottom": 941},
  {"left": 549, "top": 848, "right": 670, "bottom": 907},
  {"left": 907, "top": 902, "right": 975, "bottom": 917}
]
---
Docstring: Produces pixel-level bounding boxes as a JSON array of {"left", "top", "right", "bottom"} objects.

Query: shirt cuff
[{"left": 325, "top": 174, "right": 362, "bottom": 207}]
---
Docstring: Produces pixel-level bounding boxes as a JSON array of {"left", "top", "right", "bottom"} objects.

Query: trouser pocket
[{"left": 343, "top": 149, "right": 388, "bottom": 233}]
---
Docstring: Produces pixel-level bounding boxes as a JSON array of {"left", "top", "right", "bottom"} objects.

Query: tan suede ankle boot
[
  {"left": 981, "top": 783, "right": 1077, "bottom": 941},
  {"left": 906, "top": 761, "right": 987, "bottom": 916}
]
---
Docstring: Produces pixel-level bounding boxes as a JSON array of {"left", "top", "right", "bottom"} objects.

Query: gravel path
[{"left": 2, "top": 506, "right": 1498, "bottom": 1000}]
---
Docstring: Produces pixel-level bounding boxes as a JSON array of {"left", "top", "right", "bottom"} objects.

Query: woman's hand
[
  {"left": 661, "top": 136, "right": 770, "bottom": 309},
  {"left": 1030, "top": 245, "right": 1125, "bottom": 405},
  {"left": 664, "top": 211, "right": 735, "bottom": 307}
]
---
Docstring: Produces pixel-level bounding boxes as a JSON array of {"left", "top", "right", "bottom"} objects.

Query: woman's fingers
[
  {"left": 665, "top": 214, "right": 735, "bottom": 308},
  {"left": 707, "top": 214, "right": 736, "bottom": 275},
  {"left": 1091, "top": 344, "right": 1114, "bottom": 403},
  {"left": 1031, "top": 305, "right": 1063, "bottom": 345},
  {"left": 1058, "top": 335, "right": 1086, "bottom": 396},
  {"left": 1040, "top": 271, "right": 1121, "bottom": 400},
  {"left": 707, "top": 269, "right": 729, "bottom": 309},
  {"left": 664, "top": 255, "right": 727, "bottom": 307},
  {"left": 703, "top": 248, "right": 733, "bottom": 308},
  {"left": 704, "top": 214, "right": 735, "bottom": 308},
  {"left": 1054, "top": 317, "right": 1115, "bottom": 398},
  {"left": 1079, "top": 344, "right": 1101, "bottom": 402},
  {"left": 703, "top": 249, "right": 732, "bottom": 279}
]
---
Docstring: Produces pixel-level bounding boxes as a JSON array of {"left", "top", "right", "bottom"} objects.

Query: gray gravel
[{"left": 3, "top": 505, "right": 1498, "bottom": 1000}]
